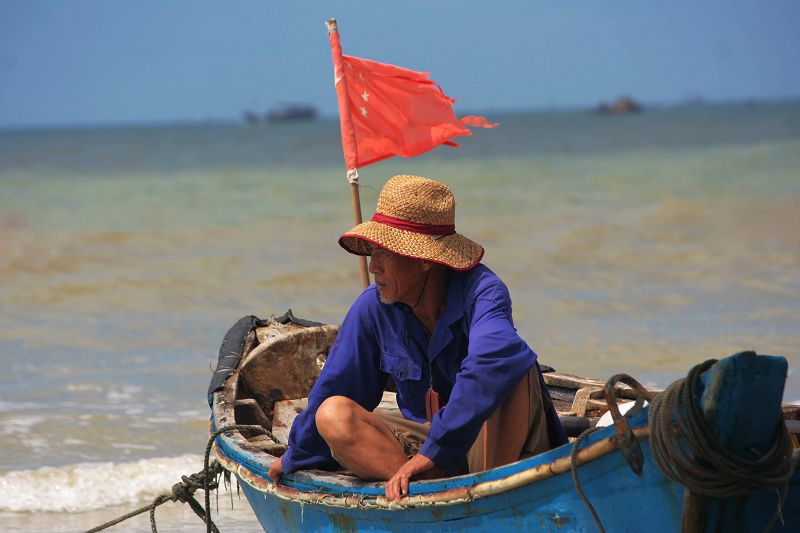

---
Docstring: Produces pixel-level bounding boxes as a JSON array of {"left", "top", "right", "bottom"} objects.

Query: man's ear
[{"left": 419, "top": 259, "right": 433, "bottom": 271}]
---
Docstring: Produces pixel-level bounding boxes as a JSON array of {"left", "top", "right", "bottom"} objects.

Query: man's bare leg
[{"left": 315, "top": 395, "right": 408, "bottom": 480}]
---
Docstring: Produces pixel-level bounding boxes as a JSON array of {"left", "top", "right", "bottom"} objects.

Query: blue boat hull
[
  {"left": 208, "top": 316, "right": 799, "bottom": 532},
  {"left": 237, "top": 434, "right": 681, "bottom": 531},
  {"left": 218, "top": 406, "right": 798, "bottom": 532}
]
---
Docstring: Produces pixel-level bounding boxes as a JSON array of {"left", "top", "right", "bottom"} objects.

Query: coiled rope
[
  {"left": 85, "top": 423, "right": 273, "bottom": 533},
  {"left": 572, "top": 359, "right": 797, "bottom": 533},
  {"left": 648, "top": 359, "right": 796, "bottom": 532}
]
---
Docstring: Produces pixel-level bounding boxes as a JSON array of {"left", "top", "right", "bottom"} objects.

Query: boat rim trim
[{"left": 213, "top": 427, "right": 650, "bottom": 510}]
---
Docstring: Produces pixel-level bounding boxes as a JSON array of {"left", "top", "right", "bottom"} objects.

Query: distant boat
[
  {"left": 594, "top": 96, "right": 643, "bottom": 115},
  {"left": 241, "top": 104, "right": 318, "bottom": 125},
  {"left": 266, "top": 103, "right": 318, "bottom": 122},
  {"left": 242, "top": 110, "right": 263, "bottom": 125},
  {"left": 207, "top": 312, "right": 800, "bottom": 532}
]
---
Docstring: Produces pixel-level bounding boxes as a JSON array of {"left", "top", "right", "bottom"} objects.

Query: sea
[{"left": 1, "top": 102, "right": 799, "bottom": 532}]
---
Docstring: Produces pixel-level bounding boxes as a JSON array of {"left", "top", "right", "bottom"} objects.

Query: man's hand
[
  {"left": 384, "top": 453, "right": 435, "bottom": 501},
  {"left": 268, "top": 456, "right": 284, "bottom": 485}
]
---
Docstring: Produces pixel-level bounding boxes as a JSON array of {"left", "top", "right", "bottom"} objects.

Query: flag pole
[{"left": 326, "top": 18, "right": 369, "bottom": 289}]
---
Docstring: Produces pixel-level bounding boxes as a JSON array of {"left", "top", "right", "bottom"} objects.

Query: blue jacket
[{"left": 281, "top": 264, "right": 566, "bottom": 474}]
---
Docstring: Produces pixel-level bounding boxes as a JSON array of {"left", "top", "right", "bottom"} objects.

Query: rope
[
  {"left": 204, "top": 424, "right": 275, "bottom": 533},
  {"left": 570, "top": 372, "right": 654, "bottom": 533},
  {"left": 86, "top": 500, "right": 162, "bottom": 533},
  {"left": 570, "top": 425, "right": 605, "bottom": 533},
  {"left": 86, "top": 423, "right": 274, "bottom": 533},
  {"left": 85, "top": 462, "right": 223, "bottom": 533},
  {"left": 648, "top": 359, "right": 796, "bottom": 531}
]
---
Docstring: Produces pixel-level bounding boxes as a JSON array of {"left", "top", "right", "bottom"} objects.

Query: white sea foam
[
  {"left": 0, "top": 401, "right": 41, "bottom": 412},
  {"left": 110, "top": 442, "right": 157, "bottom": 450},
  {"left": 0, "top": 454, "right": 204, "bottom": 512},
  {"left": 0, "top": 415, "right": 45, "bottom": 435},
  {"left": 106, "top": 385, "right": 142, "bottom": 403},
  {"left": 65, "top": 383, "right": 104, "bottom": 393},
  {"left": 176, "top": 409, "right": 207, "bottom": 418}
]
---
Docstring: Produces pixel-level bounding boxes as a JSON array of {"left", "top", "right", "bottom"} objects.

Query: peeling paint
[
  {"left": 549, "top": 512, "right": 570, "bottom": 528},
  {"left": 329, "top": 512, "right": 358, "bottom": 532},
  {"left": 216, "top": 427, "right": 651, "bottom": 512}
]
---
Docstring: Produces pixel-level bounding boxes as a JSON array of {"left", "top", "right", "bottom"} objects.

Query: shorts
[{"left": 374, "top": 365, "right": 550, "bottom": 474}]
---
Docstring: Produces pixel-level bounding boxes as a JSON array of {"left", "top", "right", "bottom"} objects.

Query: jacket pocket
[{"left": 380, "top": 351, "right": 421, "bottom": 382}]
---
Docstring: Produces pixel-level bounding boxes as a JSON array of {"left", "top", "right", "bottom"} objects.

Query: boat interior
[{"left": 215, "top": 320, "right": 685, "bottom": 460}]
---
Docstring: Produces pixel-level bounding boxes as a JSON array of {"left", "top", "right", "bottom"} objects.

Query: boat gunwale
[
  {"left": 209, "top": 318, "right": 655, "bottom": 509},
  {"left": 212, "top": 421, "right": 651, "bottom": 509}
]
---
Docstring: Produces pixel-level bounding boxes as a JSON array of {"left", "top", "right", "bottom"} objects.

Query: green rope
[
  {"left": 648, "top": 359, "right": 796, "bottom": 532},
  {"left": 85, "top": 463, "right": 222, "bottom": 533},
  {"left": 570, "top": 372, "right": 653, "bottom": 533},
  {"left": 85, "top": 423, "right": 275, "bottom": 533},
  {"left": 204, "top": 424, "right": 276, "bottom": 533},
  {"left": 86, "top": 500, "right": 161, "bottom": 533},
  {"left": 570, "top": 425, "right": 605, "bottom": 533}
]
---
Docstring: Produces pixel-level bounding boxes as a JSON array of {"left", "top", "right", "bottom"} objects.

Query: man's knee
[{"left": 316, "top": 396, "right": 358, "bottom": 442}]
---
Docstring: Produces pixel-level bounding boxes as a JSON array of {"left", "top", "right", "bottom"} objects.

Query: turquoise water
[{"left": 0, "top": 102, "right": 799, "bottom": 531}]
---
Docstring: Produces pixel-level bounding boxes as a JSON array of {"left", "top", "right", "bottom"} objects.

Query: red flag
[{"left": 328, "top": 25, "right": 497, "bottom": 170}]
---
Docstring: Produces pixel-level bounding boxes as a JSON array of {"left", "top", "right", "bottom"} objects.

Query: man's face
[{"left": 367, "top": 245, "right": 427, "bottom": 305}]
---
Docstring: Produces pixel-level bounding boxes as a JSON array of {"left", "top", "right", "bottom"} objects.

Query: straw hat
[{"left": 338, "top": 175, "right": 484, "bottom": 271}]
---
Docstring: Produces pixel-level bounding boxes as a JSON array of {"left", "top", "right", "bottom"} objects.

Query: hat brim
[{"left": 339, "top": 221, "right": 484, "bottom": 271}]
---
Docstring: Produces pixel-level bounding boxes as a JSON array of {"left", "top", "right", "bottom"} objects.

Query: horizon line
[{"left": 2, "top": 95, "right": 799, "bottom": 134}]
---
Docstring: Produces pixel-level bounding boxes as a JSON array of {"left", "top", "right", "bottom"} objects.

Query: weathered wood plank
[
  {"left": 235, "top": 398, "right": 272, "bottom": 429},
  {"left": 272, "top": 398, "right": 308, "bottom": 444}
]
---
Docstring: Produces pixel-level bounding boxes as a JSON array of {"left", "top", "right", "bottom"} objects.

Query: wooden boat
[{"left": 208, "top": 312, "right": 800, "bottom": 532}]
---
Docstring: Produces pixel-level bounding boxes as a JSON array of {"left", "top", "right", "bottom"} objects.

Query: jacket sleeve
[
  {"left": 281, "top": 290, "right": 386, "bottom": 473},
  {"left": 418, "top": 279, "right": 536, "bottom": 473}
]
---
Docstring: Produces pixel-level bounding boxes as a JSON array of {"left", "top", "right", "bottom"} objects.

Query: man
[{"left": 269, "top": 175, "right": 566, "bottom": 501}]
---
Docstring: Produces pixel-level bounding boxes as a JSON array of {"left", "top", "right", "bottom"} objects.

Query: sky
[{"left": 1, "top": 0, "right": 799, "bottom": 128}]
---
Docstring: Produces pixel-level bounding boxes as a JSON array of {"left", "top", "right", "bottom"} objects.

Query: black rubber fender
[
  {"left": 206, "top": 310, "right": 325, "bottom": 402},
  {"left": 207, "top": 315, "right": 263, "bottom": 401}
]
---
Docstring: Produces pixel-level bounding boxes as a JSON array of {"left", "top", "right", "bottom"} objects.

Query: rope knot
[{"left": 170, "top": 470, "right": 217, "bottom": 503}]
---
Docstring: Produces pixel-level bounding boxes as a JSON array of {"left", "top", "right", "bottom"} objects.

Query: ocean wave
[
  {"left": 0, "top": 454, "right": 204, "bottom": 513},
  {"left": 0, "top": 415, "right": 45, "bottom": 435}
]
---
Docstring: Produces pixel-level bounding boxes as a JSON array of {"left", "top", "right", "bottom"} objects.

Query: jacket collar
[{"left": 426, "top": 270, "right": 465, "bottom": 361}]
